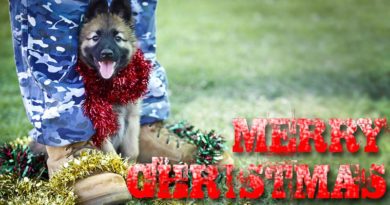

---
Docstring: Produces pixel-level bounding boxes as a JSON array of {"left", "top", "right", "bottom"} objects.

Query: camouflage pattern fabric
[{"left": 8, "top": 0, "right": 170, "bottom": 146}]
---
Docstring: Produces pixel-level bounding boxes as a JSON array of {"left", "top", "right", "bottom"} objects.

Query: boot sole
[{"left": 79, "top": 191, "right": 132, "bottom": 205}]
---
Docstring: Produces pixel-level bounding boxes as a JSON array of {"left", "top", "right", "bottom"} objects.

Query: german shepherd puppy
[{"left": 79, "top": 0, "right": 140, "bottom": 160}]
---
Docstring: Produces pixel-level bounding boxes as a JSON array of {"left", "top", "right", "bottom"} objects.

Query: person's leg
[
  {"left": 9, "top": 0, "right": 94, "bottom": 147},
  {"left": 130, "top": 0, "right": 197, "bottom": 163},
  {"left": 9, "top": 0, "right": 131, "bottom": 203},
  {"left": 132, "top": 0, "right": 170, "bottom": 124},
  {"left": 132, "top": 0, "right": 234, "bottom": 165}
]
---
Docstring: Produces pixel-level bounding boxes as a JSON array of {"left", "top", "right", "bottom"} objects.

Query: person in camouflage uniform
[
  {"left": 8, "top": 1, "right": 231, "bottom": 201},
  {"left": 8, "top": 0, "right": 170, "bottom": 147},
  {"left": 8, "top": 0, "right": 196, "bottom": 202}
]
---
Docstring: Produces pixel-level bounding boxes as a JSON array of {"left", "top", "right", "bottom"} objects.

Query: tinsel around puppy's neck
[{"left": 76, "top": 49, "right": 151, "bottom": 147}]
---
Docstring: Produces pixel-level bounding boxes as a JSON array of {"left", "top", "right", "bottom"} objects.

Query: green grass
[
  {"left": 0, "top": 3, "right": 32, "bottom": 143},
  {"left": 1, "top": 0, "right": 389, "bottom": 204}
]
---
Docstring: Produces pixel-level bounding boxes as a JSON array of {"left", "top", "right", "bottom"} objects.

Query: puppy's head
[{"left": 79, "top": 0, "right": 136, "bottom": 80}]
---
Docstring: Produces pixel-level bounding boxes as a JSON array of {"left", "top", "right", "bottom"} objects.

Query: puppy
[
  {"left": 28, "top": 0, "right": 141, "bottom": 161},
  {"left": 79, "top": 0, "right": 140, "bottom": 160}
]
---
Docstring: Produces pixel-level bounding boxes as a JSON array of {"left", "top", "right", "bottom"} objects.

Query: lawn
[{"left": 1, "top": 0, "right": 389, "bottom": 204}]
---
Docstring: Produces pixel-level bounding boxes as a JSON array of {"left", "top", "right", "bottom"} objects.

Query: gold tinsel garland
[
  {"left": 8, "top": 136, "right": 32, "bottom": 148},
  {"left": 1, "top": 137, "right": 251, "bottom": 205},
  {"left": 49, "top": 151, "right": 129, "bottom": 193},
  {"left": 0, "top": 174, "right": 76, "bottom": 205},
  {"left": 0, "top": 149, "right": 129, "bottom": 205},
  {"left": 0, "top": 137, "right": 195, "bottom": 205}
]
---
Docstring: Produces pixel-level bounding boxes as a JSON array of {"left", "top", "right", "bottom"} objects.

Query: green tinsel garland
[
  {"left": 167, "top": 121, "right": 225, "bottom": 165},
  {"left": 0, "top": 137, "right": 47, "bottom": 179}
]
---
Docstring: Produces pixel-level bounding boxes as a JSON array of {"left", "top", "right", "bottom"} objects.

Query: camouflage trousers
[{"left": 8, "top": 0, "right": 170, "bottom": 146}]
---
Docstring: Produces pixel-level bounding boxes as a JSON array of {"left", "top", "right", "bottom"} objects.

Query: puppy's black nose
[{"left": 100, "top": 49, "right": 114, "bottom": 60}]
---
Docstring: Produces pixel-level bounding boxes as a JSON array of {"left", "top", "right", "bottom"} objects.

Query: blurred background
[{"left": 1, "top": 0, "right": 389, "bottom": 204}]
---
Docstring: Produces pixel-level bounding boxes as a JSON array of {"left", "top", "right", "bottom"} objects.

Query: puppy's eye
[
  {"left": 115, "top": 36, "right": 123, "bottom": 42},
  {"left": 92, "top": 35, "right": 100, "bottom": 42}
]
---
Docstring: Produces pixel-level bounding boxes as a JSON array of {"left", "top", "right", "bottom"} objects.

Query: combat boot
[{"left": 46, "top": 141, "right": 131, "bottom": 205}]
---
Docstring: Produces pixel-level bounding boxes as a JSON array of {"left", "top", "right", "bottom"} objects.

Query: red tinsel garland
[{"left": 76, "top": 49, "right": 151, "bottom": 147}]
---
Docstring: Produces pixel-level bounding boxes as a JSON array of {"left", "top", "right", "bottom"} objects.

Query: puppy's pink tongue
[{"left": 98, "top": 61, "right": 116, "bottom": 79}]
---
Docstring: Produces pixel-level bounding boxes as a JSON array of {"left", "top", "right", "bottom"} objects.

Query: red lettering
[
  {"left": 362, "top": 164, "right": 386, "bottom": 199},
  {"left": 189, "top": 165, "right": 220, "bottom": 199},
  {"left": 294, "top": 164, "right": 330, "bottom": 199},
  {"left": 265, "top": 165, "right": 293, "bottom": 199},
  {"left": 157, "top": 164, "right": 188, "bottom": 199},
  {"left": 329, "top": 119, "right": 360, "bottom": 153},
  {"left": 225, "top": 164, "right": 236, "bottom": 198},
  {"left": 127, "top": 163, "right": 156, "bottom": 198},
  {"left": 232, "top": 118, "right": 267, "bottom": 153},
  {"left": 269, "top": 119, "right": 297, "bottom": 153},
  {"left": 331, "top": 165, "right": 359, "bottom": 198},
  {"left": 297, "top": 119, "right": 327, "bottom": 152},
  {"left": 238, "top": 164, "right": 264, "bottom": 199},
  {"left": 357, "top": 118, "right": 387, "bottom": 153}
]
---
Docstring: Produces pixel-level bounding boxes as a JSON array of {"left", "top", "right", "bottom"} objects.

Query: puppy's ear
[
  {"left": 110, "top": 0, "right": 132, "bottom": 22},
  {"left": 85, "top": 0, "right": 109, "bottom": 21}
]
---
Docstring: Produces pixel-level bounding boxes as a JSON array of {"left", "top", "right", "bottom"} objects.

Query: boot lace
[{"left": 154, "top": 122, "right": 183, "bottom": 149}]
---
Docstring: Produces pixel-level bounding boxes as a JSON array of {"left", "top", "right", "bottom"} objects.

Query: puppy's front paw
[
  {"left": 101, "top": 139, "right": 118, "bottom": 155},
  {"left": 126, "top": 152, "right": 139, "bottom": 162}
]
